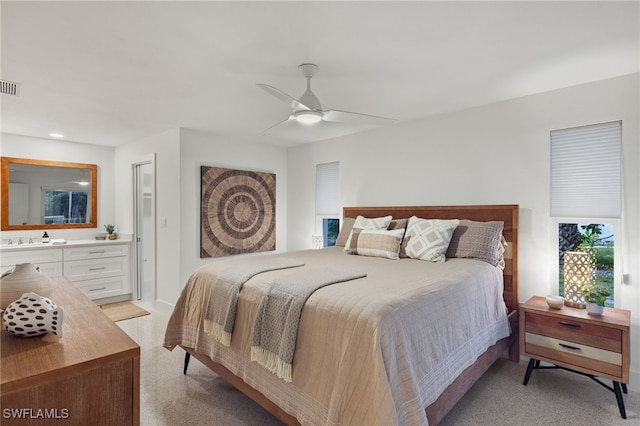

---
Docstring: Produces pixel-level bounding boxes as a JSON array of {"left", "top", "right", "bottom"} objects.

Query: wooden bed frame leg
[{"left": 183, "top": 351, "right": 191, "bottom": 375}]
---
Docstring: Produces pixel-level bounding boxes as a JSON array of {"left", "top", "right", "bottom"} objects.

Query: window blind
[
  {"left": 551, "top": 121, "right": 622, "bottom": 218},
  {"left": 315, "top": 162, "right": 339, "bottom": 215}
]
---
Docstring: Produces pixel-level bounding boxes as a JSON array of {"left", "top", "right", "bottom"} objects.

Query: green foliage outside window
[{"left": 559, "top": 223, "right": 614, "bottom": 307}]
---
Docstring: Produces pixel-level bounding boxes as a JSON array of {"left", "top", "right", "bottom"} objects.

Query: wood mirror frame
[{"left": 1, "top": 157, "right": 98, "bottom": 231}]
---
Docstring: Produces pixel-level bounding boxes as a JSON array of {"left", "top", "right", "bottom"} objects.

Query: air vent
[{"left": 1, "top": 80, "right": 21, "bottom": 96}]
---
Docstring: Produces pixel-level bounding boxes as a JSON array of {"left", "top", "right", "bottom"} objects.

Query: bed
[{"left": 164, "top": 204, "right": 519, "bottom": 425}]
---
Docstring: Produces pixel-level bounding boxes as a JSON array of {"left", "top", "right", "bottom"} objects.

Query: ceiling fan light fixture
[{"left": 293, "top": 110, "right": 323, "bottom": 124}]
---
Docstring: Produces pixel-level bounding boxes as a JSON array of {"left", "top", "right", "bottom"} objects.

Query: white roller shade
[
  {"left": 315, "top": 162, "right": 339, "bottom": 215},
  {"left": 551, "top": 121, "right": 622, "bottom": 218}
]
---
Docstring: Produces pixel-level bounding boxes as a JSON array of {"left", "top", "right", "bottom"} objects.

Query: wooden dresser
[{"left": 1, "top": 276, "right": 140, "bottom": 425}]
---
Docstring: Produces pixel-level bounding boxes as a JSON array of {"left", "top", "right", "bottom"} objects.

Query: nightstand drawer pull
[
  {"left": 558, "top": 343, "right": 581, "bottom": 351},
  {"left": 89, "top": 287, "right": 107, "bottom": 292},
  {"left": 559, "top": 321, "right": 581, "bottom": 328}
]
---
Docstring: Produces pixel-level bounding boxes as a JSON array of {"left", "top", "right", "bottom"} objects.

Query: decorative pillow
[
  {"left": 446, "top": 220, "right": 506, "bottom": 268},
  {"left": 347, "top": 228, "right": 405, "bottom": 260},
  {"left": 335, "top": 217, "right": 356, "bottom": 247},
  {"left": 402, "top": 216, "right": 459, "bottom": 263},
  {"left": 343, "top": 215, "right": 393, "bottom": 252},
  {"left": 387, "top": 218, "right": 408, "bottom": 231}
]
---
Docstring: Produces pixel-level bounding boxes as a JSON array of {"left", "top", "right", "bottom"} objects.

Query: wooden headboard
[{"left": 343, "top": 205, "right": 519, "bottom": 314}]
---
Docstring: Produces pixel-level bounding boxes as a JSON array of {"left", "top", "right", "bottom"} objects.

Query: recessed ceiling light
[{"left": 49, "top": 132, "right": 64, "bottom": 138}]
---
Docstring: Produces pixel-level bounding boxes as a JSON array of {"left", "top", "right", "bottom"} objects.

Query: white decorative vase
[
  {"left": 3, "top": 292, "right": 64, "bottom": 338},
  {"left": 0, "top": 263, "right": 53, "bottom": 310},
  {"left": 586, "top": 302, "right": 604, "bottom": 316}
]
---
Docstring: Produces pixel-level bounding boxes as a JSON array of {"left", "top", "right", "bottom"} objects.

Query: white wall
[
  {"left": 0, "top": 133, "right": 116, "bottom": 241},
  {"left": 287, "top": 73, "right": 640, "bottom": 389},
  {"left": 113, "top": 127, "right": 287, "bottom": 312},
  {"left": 114, "top": 128, "right": 181, "bottom": 312},
  {"left": 178, "top": 128, "right": 288, "bottom": 290}
]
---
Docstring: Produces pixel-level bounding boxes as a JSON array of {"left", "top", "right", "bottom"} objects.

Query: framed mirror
[{"left": 1, "top": 157, "right": 97, "bottom": 231}]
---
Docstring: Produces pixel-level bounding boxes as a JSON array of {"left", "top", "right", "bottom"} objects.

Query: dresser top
[
  {"left": 1, "top": 276, "right": 140, "bottom": 395},
  {"left": 523, "top": 296, "right": 630, "bottom": 329}
]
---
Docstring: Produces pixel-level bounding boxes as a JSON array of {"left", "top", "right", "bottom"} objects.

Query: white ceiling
[{"left": 1, "top": 1, "right": 638, "bottom": 148}]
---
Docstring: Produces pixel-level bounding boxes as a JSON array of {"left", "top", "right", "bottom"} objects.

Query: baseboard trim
[{"left": 155, "top": 299, "right": 175, "bottom": 314}]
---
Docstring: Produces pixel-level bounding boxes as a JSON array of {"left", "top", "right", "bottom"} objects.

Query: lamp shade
[{"left": 563, "top": 251, "right": 595, "bottom": 308}]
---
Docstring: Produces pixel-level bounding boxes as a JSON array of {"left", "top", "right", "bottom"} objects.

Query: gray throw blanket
[
  {"left": 251, "top": 267, "right": 366, "bottom": 382},
  {"left": 204, "top": 258, "right": 305, "bottom": 346}
]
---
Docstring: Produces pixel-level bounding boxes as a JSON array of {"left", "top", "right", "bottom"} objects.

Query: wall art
[{"left": 201, "top": 166, "right": 276, "bottom": 257}]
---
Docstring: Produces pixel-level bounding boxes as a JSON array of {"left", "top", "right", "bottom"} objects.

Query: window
[
  {"left": 551, "top": 121, "right": 621, "bottom": 306},
  {"left": 43, "top": 187, "right": 89, "bottom": 224},
  {"left": 315, "top": 162, "right": 339, "bottom": 247},
  {"left": 558, "top": 223, "right": 615, "bottom": 307}
]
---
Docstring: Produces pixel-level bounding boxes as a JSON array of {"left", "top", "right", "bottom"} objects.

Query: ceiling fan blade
[
  {"left": 261, "top": 115, "right": 295, "bottom": 135},
  {"left": 257, "top": 84, "right": 311, "bottom": 111},
  {"left": 322, "top": 109, "right": 396, "bottom": 126}
]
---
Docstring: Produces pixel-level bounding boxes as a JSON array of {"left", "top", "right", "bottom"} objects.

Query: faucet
[
  {"left": 29, "top": 238, "right": 34, "bottom": 244},
  {"left": 7, "top": 238, "right": 12, "bottom": 245},
  {"left": 17, "top": 237, "right": 23, "bottom": 245}
]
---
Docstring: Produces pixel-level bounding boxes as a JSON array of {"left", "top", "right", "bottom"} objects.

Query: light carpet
[
  {"left": 117, "top": 310, "right": 639, "bottom": 426},
  {"left": 100, "top": 301, "right": 150, "bottom": 322}
]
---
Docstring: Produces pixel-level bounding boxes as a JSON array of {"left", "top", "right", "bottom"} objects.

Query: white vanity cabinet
[
  {"left": 0, "top": 248, "right": 63, "bottom": 277},
  {"left": 63, "top": 243, "right": 130, "bottom": 300},
  {"left": 0, "top": 240, "right": 131, "bottom": 302}
]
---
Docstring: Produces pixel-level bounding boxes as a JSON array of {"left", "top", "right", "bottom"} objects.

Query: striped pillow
[
  {"left": 347, "top": 228, "right": 405, "bottom": 260},
  {"left": 343, "top": 215, "right": 393, "bottom": 252}
]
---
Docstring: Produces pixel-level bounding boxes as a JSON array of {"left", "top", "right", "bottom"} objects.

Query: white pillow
[
  {"left": 403, "top": 216, "right": 459, "bottom": 263},
  {"left": 343, "top": 215, "right": 393, "bottom": 252}
]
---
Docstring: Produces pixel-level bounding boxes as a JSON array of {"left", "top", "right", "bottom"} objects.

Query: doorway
[{"left": 132, "top": 156, "right": 156, "bottom": 310}]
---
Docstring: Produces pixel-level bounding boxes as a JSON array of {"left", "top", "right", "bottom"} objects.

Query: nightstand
[{"left": 520, "top": 296, "right": 630, "bottom": 418}]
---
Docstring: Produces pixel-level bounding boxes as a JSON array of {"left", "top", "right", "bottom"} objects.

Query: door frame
[{"left": 132, "top": 154, "right": 156, "bottom": 303}]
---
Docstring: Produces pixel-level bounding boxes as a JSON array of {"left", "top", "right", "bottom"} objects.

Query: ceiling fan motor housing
[{"left": 298, "top": 63, "right": 322, "bottom": 111}]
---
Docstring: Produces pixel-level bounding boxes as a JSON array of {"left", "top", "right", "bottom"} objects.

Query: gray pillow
[
  {"left": 445, "top": 220, "right": 506, "bottom": 268},
  {"left": 335, "top": 217, "right": 356, "bottom": 247}
]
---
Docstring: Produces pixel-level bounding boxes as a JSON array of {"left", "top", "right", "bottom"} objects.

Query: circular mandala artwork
[{"left": 201, "top": 167, "right": 276, "bottom": 257}]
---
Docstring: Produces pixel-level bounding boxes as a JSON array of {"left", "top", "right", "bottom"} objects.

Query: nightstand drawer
[
  {"left": 524, "top": 311, "right": 621, "bottom": 353},
  {"left": 524, "top": 332, "right": 622, "bottom": 378}
]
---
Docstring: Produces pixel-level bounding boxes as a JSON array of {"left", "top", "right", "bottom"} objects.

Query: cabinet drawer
[
  {"left": 1, "top": 262, "right": 63, "bottom": 277},
  {"left": 524, "top": 332, "right": 622, "bottom": 379},
  {"left": 64, "top": 244, "right": 129, "bottom": 261},
  {"left": 64, "top": 257, "right": 128, "bottom": 282},
  {"left": 524, "top": 311, "right": 621, "bottom": 353},
  {"left": 1, "top": 249, "right": 62, "bottom": 267},
  {"left": 76, "top": 276, "right": 127, "bottom": 300}
]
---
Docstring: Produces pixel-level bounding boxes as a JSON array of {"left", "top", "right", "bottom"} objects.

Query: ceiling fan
[{"left": 257, "top": 63, "right": 395, "bottom": 141}]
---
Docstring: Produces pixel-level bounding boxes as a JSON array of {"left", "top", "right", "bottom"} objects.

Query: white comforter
[{"left": 164, "top": 246, "right": 510, "bottom": 425}]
